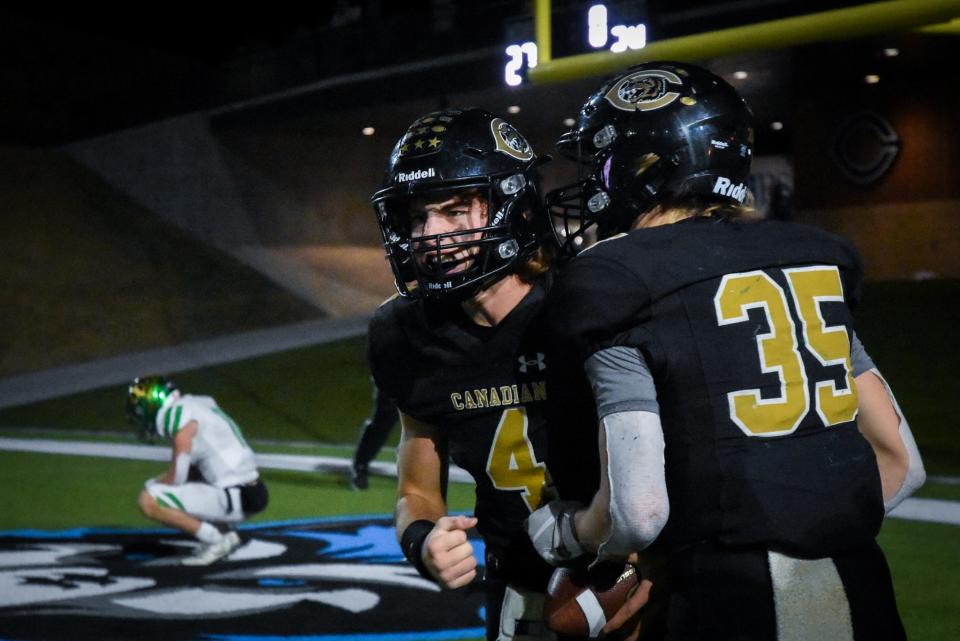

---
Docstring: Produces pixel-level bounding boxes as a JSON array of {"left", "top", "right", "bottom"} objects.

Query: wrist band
[{"left": 400, "top": 519, "right": 436, "bottom": 581}]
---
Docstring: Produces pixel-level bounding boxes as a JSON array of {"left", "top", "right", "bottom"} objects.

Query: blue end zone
[{"left": 204, "top": 630, "right": 486, "bottom": 641}]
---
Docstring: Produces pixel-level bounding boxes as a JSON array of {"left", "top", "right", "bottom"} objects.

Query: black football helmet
[
  {"left": 549, "top": 61, "right": 754, "bottom": 254},
  {"left": 126, "top": 375, "right": 177, "bottom": 438},
  {"left": 371, "top": 107, "right": 546, "bottom": 300}
]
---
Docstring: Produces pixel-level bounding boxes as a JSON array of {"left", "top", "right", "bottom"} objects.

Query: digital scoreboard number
[{"left": 505, "top": 3, "right": 648, "bottom": 86}]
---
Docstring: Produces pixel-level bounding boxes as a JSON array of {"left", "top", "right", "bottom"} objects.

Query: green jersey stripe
[
  {"left": 162, "top": 406, "right": 174, "bottom": 438},
  {"left": 163, "top": 492, "right": 186, "bottom": 511},
  {"left": 171, "top": 406, "right": 183, "bottom": 436}
]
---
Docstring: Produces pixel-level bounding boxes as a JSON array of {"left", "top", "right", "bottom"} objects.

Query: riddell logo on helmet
[
  {"left": 712, "top": 177, "right": 748, "bottom": 203},
  {"left": 397, "top": 168, "right": 436, "bottom": 182}
]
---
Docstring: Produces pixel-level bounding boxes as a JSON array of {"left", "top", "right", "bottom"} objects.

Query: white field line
[{"left": 0, "top": 437, "right": 473, "bottom": 484}]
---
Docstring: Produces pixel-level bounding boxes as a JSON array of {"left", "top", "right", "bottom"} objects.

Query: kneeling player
[{"left": 126, "top": 376, "right": 269, "bottom": 566}]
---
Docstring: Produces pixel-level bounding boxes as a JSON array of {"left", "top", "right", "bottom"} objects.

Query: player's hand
[
  {"left": 422, "top": 515, "right": 479, "bottom": 589},
  {"left": 525, "top": 499, "right": 585, "bottom": 564},
  {"left": 602, "top": 576, "right": 652, "bottom": 641}
]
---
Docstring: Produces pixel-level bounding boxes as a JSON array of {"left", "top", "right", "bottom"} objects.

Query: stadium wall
[{"left": 791, "top": 38, "right": 960, "bottom": 280}]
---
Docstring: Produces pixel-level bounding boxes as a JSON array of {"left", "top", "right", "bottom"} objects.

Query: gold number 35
[{"left": 714, "top": 265, "right": 858, "bottom": 437}]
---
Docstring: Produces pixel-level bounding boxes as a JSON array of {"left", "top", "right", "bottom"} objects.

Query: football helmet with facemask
[
  {"left": 371, "top": 107, "right": 546, "bottom": 300},
  {"left": 126, "top": 375, "right": 177, "bottom": 438},
  {"left": 549, "top": 61, "right": 754, "bottom": 255}
]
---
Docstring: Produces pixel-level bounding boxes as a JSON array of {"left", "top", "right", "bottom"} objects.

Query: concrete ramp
[{"left": 234, "top": 244, "right": 395, "bottom": 317}]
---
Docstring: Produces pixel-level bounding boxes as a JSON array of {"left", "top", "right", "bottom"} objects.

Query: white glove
[{"left": 525, "top": 499, "right": 585, "bottom": 565}]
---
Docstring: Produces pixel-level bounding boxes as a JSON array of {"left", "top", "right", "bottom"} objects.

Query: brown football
[{"left": 544, "top": 561, "right": 639, "bottom": 638}]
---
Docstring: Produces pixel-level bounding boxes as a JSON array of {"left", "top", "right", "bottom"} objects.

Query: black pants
[
  {"left": 665, "top": 540, "right": 905, "bottom": 641},
  {"left": 237, "top": 479, "right": 269, "bottom": 516},
  {"left": 352, "top": 379, "right": 399, "bottom": 468}
]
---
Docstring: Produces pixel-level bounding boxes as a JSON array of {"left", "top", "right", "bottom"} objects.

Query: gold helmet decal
[
  {"left": 491, "top": 118, "right": 534, "bottom": 161},
  {"left": 605, "top": 69, "right": 684, "bottom": 112},
  {"left": 398, "top": 113, "right": 452, "bottom": 158}
]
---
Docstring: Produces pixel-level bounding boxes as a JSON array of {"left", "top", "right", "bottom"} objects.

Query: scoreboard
[{"left": 504, "top": 3, "right": 649, "bottom": 86}]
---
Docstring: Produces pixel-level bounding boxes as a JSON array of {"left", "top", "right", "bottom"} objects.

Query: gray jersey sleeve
[
  {"left": 584, "top": 346, "right": 659, "bottom": 418},
  {"left": 850, "top": 330, "right": 876, "bottom": 377}
]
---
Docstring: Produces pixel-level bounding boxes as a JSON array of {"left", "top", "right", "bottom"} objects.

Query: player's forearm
[
  {"left": 395, "top": 492, "right": 446, "bottom": 540},
  {"left": 394, "top": 413, "right": 447, "bottom": 536},
  {"left": 855, "top": 369, "right": 926, "bottom": 511},
  {"left": 874, "top": 449, "right": 908, "bottom": 502},
  {"left": 594, "top": 412, "right": 669, "bottom": 559},
  {"left": 573, "top": 495, "right": 612, "bottom": 553}
]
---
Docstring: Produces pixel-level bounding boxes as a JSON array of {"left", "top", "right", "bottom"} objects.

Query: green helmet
[{"left": 126, "top": 375, "right": 177, "bottom": 437}]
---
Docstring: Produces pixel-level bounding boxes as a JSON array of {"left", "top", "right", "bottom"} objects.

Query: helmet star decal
[{"left": 399, "top": 117, "right": 448, "bottom": 158}]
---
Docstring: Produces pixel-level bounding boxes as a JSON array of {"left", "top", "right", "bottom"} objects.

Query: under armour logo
[{"left": 518, "top": 353, "right": 546, "bottom": 373}]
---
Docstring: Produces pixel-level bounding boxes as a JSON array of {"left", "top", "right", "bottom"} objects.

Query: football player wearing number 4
[
  {"left": 127, "top": 376, "right": 269, "bottom": 566},
  {"left": 527, "top": 62, "right": 925, "bottom": 641},
  {"left": 368, "top": 108, "right": 640, "bottom": 641}
]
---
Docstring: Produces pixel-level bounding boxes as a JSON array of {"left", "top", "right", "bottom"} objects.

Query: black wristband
[{"left": 400, "top": 519, "right": 436, "bottom": 581}]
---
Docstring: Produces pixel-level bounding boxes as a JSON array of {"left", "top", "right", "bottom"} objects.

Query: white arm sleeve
[
  {"left": 596, "top": 410, "right": 669, "bottom": 561},
  {"left": 870, "top": 368, "right": 926, "bottom": 513},
  {"left": 173, "top": 452, "right": 191, "bottom": 485}
]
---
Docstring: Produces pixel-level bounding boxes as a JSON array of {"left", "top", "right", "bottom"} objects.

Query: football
[{"left": 543, "top": 561, "right": 640, "bottom": 638}]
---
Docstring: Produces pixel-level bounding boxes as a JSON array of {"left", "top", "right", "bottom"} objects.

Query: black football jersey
[
  {"left": 369, "top": 278, "right": 555, "bottom": 590},
  {"left": 547, "top": 217, "right": 884, "bottom": 557}
]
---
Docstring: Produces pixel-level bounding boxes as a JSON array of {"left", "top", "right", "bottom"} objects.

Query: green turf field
[
  {"left": 854, "top": 279, "right": 960, "bottom": 476},
  {"left": 0, "top": 336, "right": 382, "bottom": 446},
  {"left": 0, "top": 449, "right": 476, "bottom": 531}
]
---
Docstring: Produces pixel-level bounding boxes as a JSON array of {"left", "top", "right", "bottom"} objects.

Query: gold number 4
[
  {"left": 714, "top": 266, "right": 858, "bottom": 437},
  {"left": 485, "top": 407, "right": 547, "bottom": 511}
]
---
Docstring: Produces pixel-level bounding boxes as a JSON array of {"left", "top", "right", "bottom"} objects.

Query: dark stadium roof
[{"left": 0, "top": 1, "right": 886, "bottom": 146}]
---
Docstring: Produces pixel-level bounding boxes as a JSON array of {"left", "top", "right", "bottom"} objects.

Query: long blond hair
[
  {"left": 515, "top": 243, "right": 554, "bottom": 283},
  {"left": 633, "top": 198, "right": 760, "bottom": 229}
]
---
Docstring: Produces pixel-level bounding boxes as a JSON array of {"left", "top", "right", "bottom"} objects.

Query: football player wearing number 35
[
  {"left": 526, "top": 62, "right": 925, "bottom": 641},
  {"left": 367, "top": 107, "right": 600, "bottom": 641}
]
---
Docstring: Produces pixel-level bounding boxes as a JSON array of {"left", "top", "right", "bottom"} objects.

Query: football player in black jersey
[
  {"left": 369, "top": 107, "right": 567, "bottom": 640},
  {"left": 525, "top": 62, "right": 925, "bottom": 641}
]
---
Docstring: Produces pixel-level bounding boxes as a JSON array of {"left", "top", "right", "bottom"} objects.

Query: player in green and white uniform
[{"left": 127, "top": 376, "right": 269, "bottom": 566}]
